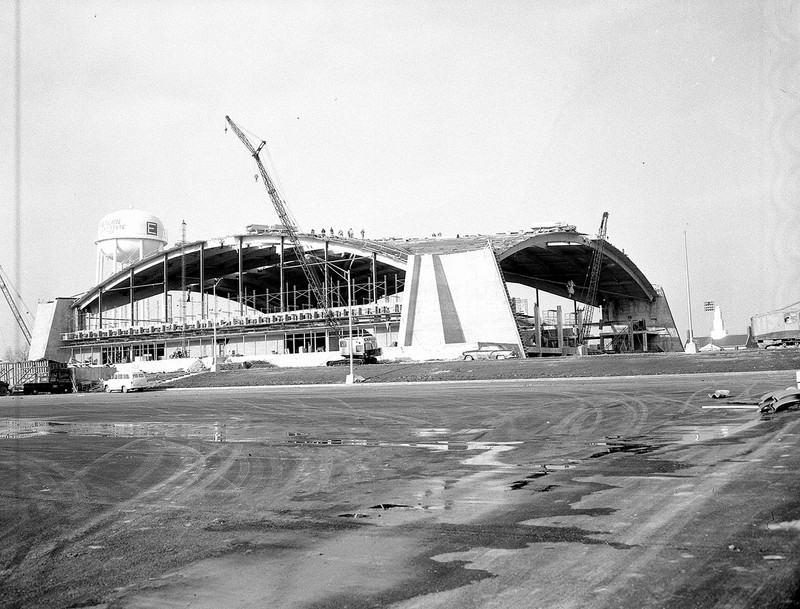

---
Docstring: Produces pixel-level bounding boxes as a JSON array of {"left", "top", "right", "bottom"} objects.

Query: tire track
[{"left": 13, "top": 441, "right": 229, "bottom": 567}]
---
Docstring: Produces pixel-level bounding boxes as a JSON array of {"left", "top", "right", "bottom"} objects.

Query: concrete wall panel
[
  {"left": 28, "top": 298, "right": 75, "bottom": 362},
  {"left": 399, "top": 249, "right": 523, "bottom": 352}
]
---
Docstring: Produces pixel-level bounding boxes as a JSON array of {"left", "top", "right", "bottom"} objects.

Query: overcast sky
[{"left": 1, "top": 1, "right": 798, "bottom": 355}]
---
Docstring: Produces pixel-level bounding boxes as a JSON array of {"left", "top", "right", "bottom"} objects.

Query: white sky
[{"left": 1, "top": 1, "right": 799, "bottom": 355}]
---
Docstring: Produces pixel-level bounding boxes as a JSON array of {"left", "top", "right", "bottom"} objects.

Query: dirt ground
[
  {"left": 3, "top": 368, "right": 800, "bottom": 608},
  {"left": 168, "top": 349, "right": 800, "bottom": 388}
]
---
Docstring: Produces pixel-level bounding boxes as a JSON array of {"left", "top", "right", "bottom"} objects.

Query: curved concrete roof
[
  {"left": 382, "top": 228, "right": 656, "bottom": 305},
  {"left": 74, "top": 225, "right": 657, "bottom": 313}
]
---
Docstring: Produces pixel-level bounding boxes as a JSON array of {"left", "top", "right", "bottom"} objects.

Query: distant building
[{"left": 695, "top": 329, "right": 757, "bottom": 351}]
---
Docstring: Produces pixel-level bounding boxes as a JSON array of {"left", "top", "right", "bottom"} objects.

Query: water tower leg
[
  {"left": 95, "top": 249, "right": 104, "bottom": 285},
  {"left": 557, "top": 306, "right": 564, "bottom": 351}
]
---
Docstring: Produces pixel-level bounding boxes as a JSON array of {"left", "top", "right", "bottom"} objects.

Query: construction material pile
[{"left": 759, "top": 387, "right": 800, "bottom": 413}]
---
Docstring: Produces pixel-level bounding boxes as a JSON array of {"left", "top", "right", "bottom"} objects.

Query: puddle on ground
[
  {"left": 2, "top": 419, "right": 241, "bottom": 442},
  {"left": 415, "top": 428, "right": 451, "bottom": 437},
  {"left": 510, "top": 472, "right": 549, "bottom": 490},
  {"left": 461, "top": 442, "right": 523, "bottom": 466},
  {"left": 766, "top": 520, "right": 800, "bottom": 532},
  {"left": 589, "top": 439, "right": 661, "bottom": 459},
  {"left": 2, "top": 417, "right": 765, "bottom": 489},
  {"left": 0, "top": 419, "right": 525, "bottom": 467},
  {"left": 338, "top": 503, "right": 422, "bottom": 519},
  {"left": 587, "top": 423, "right": 754, "bottom": 460}
]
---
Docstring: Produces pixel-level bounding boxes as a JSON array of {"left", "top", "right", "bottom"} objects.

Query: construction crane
[
  {"left": 0, "top": 263, "right": 32, "bottom": 345},
  {"left": 224, "top": 116, "right": 339, "bottom": 333},
  {"left": 579, "top": 212, "right": 609, "bottom": 347}
]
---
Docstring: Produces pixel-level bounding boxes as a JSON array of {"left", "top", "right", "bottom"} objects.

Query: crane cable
[{"left": 227, "top": 119, "right": 295, "bottom": 225}]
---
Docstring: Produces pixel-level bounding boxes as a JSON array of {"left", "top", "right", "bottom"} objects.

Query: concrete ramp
[{"left": 398, "top": 249, "right": 523, "bottom": 353}]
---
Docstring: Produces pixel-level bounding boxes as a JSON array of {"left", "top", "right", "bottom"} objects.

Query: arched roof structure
[
  {"left": 393, "top": 228, "right": 656, "bottom": 306},
  {"left": 72, "top": 224, "right": 658, "bottom": 316}
]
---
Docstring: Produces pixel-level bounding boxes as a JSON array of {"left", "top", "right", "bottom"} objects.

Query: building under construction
[
  {"left": 24, "top": 220, "right": 683, "bottom": 366},
  {"left": 19, "top": 118, "right": 683, "bottom": 365}
]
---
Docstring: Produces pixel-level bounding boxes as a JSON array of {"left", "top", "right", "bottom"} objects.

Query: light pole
[
  {"left": 211, "top": 277, "right": 223, "bottom": 372},
  {"left": 345, "top": 269, "right": 354, "bottom": 384},
  {"left": 683, "top": 231, "right": 696, "bottom": 353}
]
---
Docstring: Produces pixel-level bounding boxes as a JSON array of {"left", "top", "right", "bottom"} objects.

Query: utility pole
[
  {"left": 13, "top": 0, "right": 23, "bottom": 354},
  {"left": 684, "top": 231, "right": 695, "bottom": 351},
  {"left": 180, "top": 220, "right": 187, "bottom": 356}
]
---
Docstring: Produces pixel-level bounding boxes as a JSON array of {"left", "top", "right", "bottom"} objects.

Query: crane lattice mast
[
  {"left": 0, "top": 263, "right": 32, "bottom": 345},
  {"left": 579, "top": 212, "right": 609, "bottom": 346},
  {"left": 225, "top": 116, "right": 339, "bottom": 333}
]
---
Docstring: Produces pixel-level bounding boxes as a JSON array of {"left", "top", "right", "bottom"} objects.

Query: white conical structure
[{"left": 710, "top": 305, "right": 727, "bottom": 340}]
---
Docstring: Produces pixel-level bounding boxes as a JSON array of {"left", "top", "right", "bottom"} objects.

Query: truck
[
  {"left": 0, "top": 360, "right": 74, "bottom": 395},
  {"left": 326, "top": 334, "right": 381, "bottom": 366}
]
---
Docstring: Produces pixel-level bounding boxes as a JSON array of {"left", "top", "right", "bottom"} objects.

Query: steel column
[
  {"left": 324, "top": 241, "right": 329, "bottom": 308},
  {"left": 129, "top": 268, "right": 135, "bottom": 326},
  {"left": 199, "top": 242, "right": 205, "bottom": 319},
  {"left": 163, "top": 254, "right": 169, "bottom": 323},
  {"left": 238, "top": 236, "right": 244, "bottom": 317},
  {"left": 280, "top": 236, "right": 285, "bottom": 312},
  {"left": 371, "top": 253, "right": 377, "bottom": 303}
]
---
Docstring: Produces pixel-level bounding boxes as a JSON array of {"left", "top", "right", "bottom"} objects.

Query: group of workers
[{"left": 309, "top": 228, "right": 365, "bottom": 239}]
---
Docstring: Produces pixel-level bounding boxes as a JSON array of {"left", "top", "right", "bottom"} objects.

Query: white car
[
  {"left": 104, "top": 371, "right": 149, "bottom": 393},
  {"left": 462, "top": 345, "right": 518, "bottom": 360}
]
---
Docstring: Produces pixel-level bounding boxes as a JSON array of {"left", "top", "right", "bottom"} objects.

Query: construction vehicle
[
  {"left": 326, "top": 334, "right": 381, "bottom": 366},
  {"left": 578, "top": 212, "right": 609, "bottom": 347},
  {"left": 0, "top": 360, "right": 74, "bottom": 395},
  {"left": 0, "top": 262, "right": 33, "bottom": 346}
]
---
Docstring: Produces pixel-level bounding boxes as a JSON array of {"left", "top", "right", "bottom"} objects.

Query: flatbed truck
[{"left": 0, "top": 360, "right": 74, "bottom": 395}]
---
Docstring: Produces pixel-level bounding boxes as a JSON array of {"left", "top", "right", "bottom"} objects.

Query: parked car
[
  {"left": 104, "top": 371, "right": 148, "bottom": 393},
  {"left": 462, "top": 345, "right": 518, "bottom": 360},
  {"left": 0, "top": 380, "right": 9, "bottom": 396}
]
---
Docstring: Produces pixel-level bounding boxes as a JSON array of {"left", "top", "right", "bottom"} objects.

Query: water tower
[{"left": 95, "top": 209, "right": 167, "bottom": 283}]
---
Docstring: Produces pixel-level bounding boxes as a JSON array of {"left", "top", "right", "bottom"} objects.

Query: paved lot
[{"left": 1, "top": 370, "right": 799, "bottom": 608}]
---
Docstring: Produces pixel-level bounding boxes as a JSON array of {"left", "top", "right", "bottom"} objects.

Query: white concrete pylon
[{"left": 710, "top": 305, "right": 727, "bottom": 340}]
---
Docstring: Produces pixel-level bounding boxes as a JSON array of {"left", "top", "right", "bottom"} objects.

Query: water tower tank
[{"left": 95, "top": 209, "right": 168, "bottom": 282}]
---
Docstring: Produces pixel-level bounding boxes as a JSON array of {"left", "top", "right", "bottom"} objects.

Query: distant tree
[{"left": 2, "top": 346, "right": 27, "bottom": 362}]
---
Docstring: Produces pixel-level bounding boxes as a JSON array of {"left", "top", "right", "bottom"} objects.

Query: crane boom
[
  {"left": 0, "top": 263, "right": 32, "bottom": 345},
  {"left": 579, "top": 212, "right": 609, "bottom": 346},
  {"left": 225, "top": 116, "right": 339, "bottom": 332}
]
